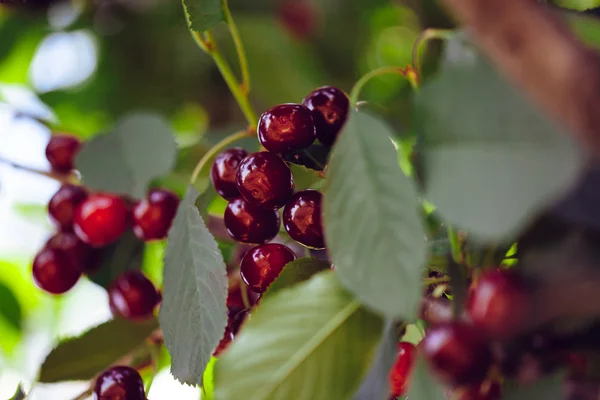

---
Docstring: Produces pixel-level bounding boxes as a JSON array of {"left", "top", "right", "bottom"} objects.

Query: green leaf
[
  {"left": 76, "top": 112, "right": 177, "bottom": 199},
  {"left": 282, "top": 144, "right": 331, "bottom": 172},
  {"left": 415, "top": 36, "right": 584, "bottom": 240},
  {"left": 406, "top": 357, "right": 446, "bottom": 400},
  {"left": 214, "top": 271, "right": 384, "bottom": 400},
  {"left": 323, "top": 109, "right": 427, "bottom": 319},
  {"left": 39, "top": 317, "right": 158, "bottom": 383},
  {"left": 159, "top": 185, "right": 228, "bottom": 386},
  {"left": 289, "top": 164, "right": 324, "bottom": 191},
  {"left": 0, "top": 281, "right": 22, "bottom": 331},
  {"left": 182, "top": 0, "right": 225, "bottom": 32},
  {"left": 503, "top": 372, "right": 564, "bottom": 399},
  {"left": 263, "top": 257, "right": 330, "bottom": 298},
  {"left": 8, "top": 383, "right": 26, "bottom": 400},
  {"left": 566, "top": 11, "right": 600, "bottom": 48}
]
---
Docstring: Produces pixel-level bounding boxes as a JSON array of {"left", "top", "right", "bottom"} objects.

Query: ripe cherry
[
  {"left": 236, "top": 152, "right": 294, "bottom": 210},
  {"left": 45, "top": 134, "right": 82, "bottom": 173},
  {"left": 214, "top": 308, "right": 252, "bottom": 357},
  {"left": 224, "top": 197, "right": 281, "bottom": 244},
  {"left": 45, "top": 232, "right": 102, "bottom": 273},
  {"left": 257, "top": 104, "right": 316, "bottom": 153},
  {"left": 108, "top": 270, "right": 161, "bottom": 320},
  {"left": 132, "top": 189, "right": 180, "bottom": 241},
  {"left": 283, "top": 189, "right": 325, "bottom": 249},
  {"left": 211, "top": 148, "right": 249, "bottom": 200},
  {"left": 277, "top": 0, "right": 318, "bottom": 40},
  {"left": 48, "top": 184, "right": 88, "bottom": 231},
  {"left": 420, "top": 322, "right": 492, "bottom": 385},
  {"left": 302, "top": 86, "right": 349, "bottom": 146},
  {"left": 389, "top": 342, "right": 417, "bottom": 398},
  {"left": 74, "top": 193, "right": 130, "bottom": 247},
  {"left": 93, "top": 365, "right": 146, "bottom": 400},
  {"left": 32, "top": 247, "right": 81, "bottom": 294},
  {"left": 240, "top": 243, "right": 296, "bottom": 293},
  {"left": 226, "top": 269, "right": 260, "bottom": 314}
]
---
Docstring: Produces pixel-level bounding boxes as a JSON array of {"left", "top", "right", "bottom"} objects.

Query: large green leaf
[
  {"left": 159, "top": 185, "right": 228, "bottom": 386},
  {"left": 182, "top": 0, "right": 225, "bottom": 32},
  {"left": 406, "top": 357, "right": 446, "bottom": 400},
  {"left": 76, "top": 113, "right": 177, "bottom": 199},
  {"left": 323, "top": 109, "right": 426, "bottom": 320},
  {"left": 263, "top": 257, "right": 330, "bottom": 298},
  {"left": 214, "top": 271, "right": 384, "bottom": 400},
  {"left": 0, "top": 281, "right": 22, "bottom": 331},
  {"left": 415, "top": 36, "right": 585, "bottom": 240},
  {"left": 39, "top": 317, "right": 158, "bottom": 383}
]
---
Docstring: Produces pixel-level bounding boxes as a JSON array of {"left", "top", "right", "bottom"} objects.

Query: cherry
[
  {"left": 257, "top": 104, "right": 316, "bottom": 153},
  {"left": 277, "top": 0, "right": 318, "bottom": 40},
  {"left": 466, "top": 268, "right": 531, "bottom": 340},
  {"left": 45, "top": 134, "right": 82, "bottom": 173},
  {"left": 236, "top": 152, "right": 294, "bottom": 210},
  {"left": 93, "top": 365, "right": 146, "bottom": 400},
  {"left": 226, "top": 269, "right": 260, "bottom": 314},
  {"left": 302, "top": 86, "right": 349, "bottom": 146},
  {"left": 224, "top": 197, "right": 281, "bottom": 244},
  {"left": 74, "top": 193, "right": 131, "bottom": 247},
  {"left": 32, "top": 247, "right": 81, "bottom": 294},
  {"left": 240, "top": 243, "right": 296, "bottom": 293},
  {"left": 283, "top": 189, "right": 325, "bottom": 249},
  {"left": 389, "top": 342, "right": 417, "bottom": 398},
  {"left": 132, "top": 189, "right": 180, "bottom": 241},
  {"left": 420, "top": 322, "right": 492, "bottom": 385},
  {"left": 108, "top": 270, "right": 161, "bottom": 320},
  {"left": 213, "top": 308, "right": 252, "bottom": 357},
  {"left": 211, "top": 148, "right": 249, "bottom": 200},
  {"left": 45, "top": 232, "right": 102, "bottom": 273},
  {"left": 455, "top": 381, "right": 502, "bottom": 400},
  {"left": 48, "top": 184, "right": 88, "bottom": 231}
]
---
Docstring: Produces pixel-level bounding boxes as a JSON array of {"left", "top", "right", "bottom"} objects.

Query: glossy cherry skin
[
  {"left": 240, "top": 243, "right": 296, "bottom": 293},
  {"left": 32, "top": 247, "right": 81, "bottom": 294},
  {"left": 257, "top": 104, "right": 316, "bottom": 153},
  {"left": 236, "top": 152, "right": 294, "bottom": 210},
  {"left": 45, "top": 135, "right": 82, "bottom": 173},
  {"left": 283, "top": 190, "right": 325, "bottom": 249},
  {"left": 48, "top": 184, "right": 88, "bottom": 231},
  {"left": 74, "top": 193, "right": 131, "bottom": 247},
  {"left": 211, "top": 148, "right": 249, "bottom": 200},
  {"left": 93, "top": 366, "right": 146, "bottom": 400},
  {"left": 420, "top": 322, "right": 492, "bottom": 386},
  {"left": 302, "top": 86, "right": 349, "bottom": 146},
  {"left": 389, "top": 342, "right": 417, "bottom": 398},
  {"left": 45, "top": 232, "right": 103, "bottom": 273},
  {"left": 132, "top": 189, "right": 180, "bottom": 241},
  {"left": 224, "top": 197, "right": 281, "bottom": 244},
  {"left": 466, "top": 268, "right": 531, "bottom": 340},
  {"left": 108, "top": 270, "right": 161, "bottom": 320}
]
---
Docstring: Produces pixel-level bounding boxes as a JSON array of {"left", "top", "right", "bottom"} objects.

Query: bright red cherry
[
  {"left": 466, "top": 268, "right": 531, "bottom": 340},
  {"left": 32, "top": 247, "right": 81, "bottom": 294},
  {"left": 45, "top": 134, "right": 82, "bottom": 173},
  {"left": 45, "top": 232, "right": 103, "bottom": 273},
  {"left": 224, "top": 197, "right": 281, "bottom": 244},
  {"left": 420, "top": 322, "right": 492, "bottom": 385},
  {"left": 93, "top": 365, "right": 146, "bottom": 400},
  {"left": 108, "top": 270, "right": 161, "bottom": 320},
  {"left": 48, "top": 184, "right": 88, "bottom": 231},
  {"left": 74, "top": 193, "right": 131, "bottom": 247},
  {"left": 236, "top": 152, "right": 294, "bottom": 210},
  {"left": 302, "top": 86, "right": 349, "bottom": 146},
  {"left": 283, "top": 189, "right": 325, "bottom": 249},
  {"left": 257, "top": 104, "right": 316, "bottom": 153},
  {"left": 211, "top": 148, "right": 249, "bottom": 200},
  {"left": 389, "top": 342, "right": 417, "bottom": 398},
  {"left": 132, "top": 189, "right": 180, "bottom": 241},
  {"left": 240, "top": 243, "right": 296, "bottom": 293}
]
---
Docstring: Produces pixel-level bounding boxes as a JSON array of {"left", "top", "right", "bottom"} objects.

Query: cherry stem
[
  {"left": 411, "top": 28, "right": 455, "bottom": 81},
  {"left": 349, "top": 66, "right": 418, "bottom": 105},
  {"left": 223, "top": 0, "right": 251, "bottom": 95},
  {"left": 240, "top": 281, "right": 252, "bottom": 310},
  {"left": 0, "top": 156, "right": 74, "bottom": 184},
  {"left": 422, "top": 276, "right": 449, "bottom": 286},
  {"left": 446, "top": 224, "right": 463, "bottom": 265}
]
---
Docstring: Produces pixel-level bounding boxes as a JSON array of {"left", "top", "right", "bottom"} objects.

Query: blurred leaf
[
  {"left": 172, "top": 103, "right": 209, "bottom": 147},
  {"left": 159, "top": 185, "right": 228, "bottom": 386},
  {"left": 503, "top": 372, "right": 564, "bottom": 399},
  {"left": 183, "top": 0, "right": 225, "bottom": 32},
  {"left": 8, "top": 383, "right": 26, "bottom": 400},
  {"left": 207, "top": 195, "right": 228, "bottom": 216},
  {"left": 202, "top": 357, "right": 217, "bottom": 399},
  {"left": 0, "top": 281, "right": 22, "bottom": 331},
  {"left": 263, "top": 257, "right": 330, "bottom": 298},
  {"left": 289, "top": 164, "right": 323, "bottom": 191},
  {"left": 142, "top": 240, "right": 166, "bottom": 288},
  {"left": 555, "top": 0, "right": 600, "bottom": 10},
  {"left": 566, "top": 11, "right": 600, "bottom": 48},
  {"left": 406, "top": 357, "right": 446, "bottom": 400},
  {"left": 12, "top": 202, "right": 49, "bottom": 225},
  {"left": 39, "top": 317, "right": 158, "bottom": 383},
  {"left": 0, "top": 23, "right": 45, "bottom": 84}
]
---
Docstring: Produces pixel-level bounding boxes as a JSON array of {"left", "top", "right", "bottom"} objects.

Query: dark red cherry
[
  {"left": 48, "top": 184, "right": 88, "bottom": 231},
  {"left": 108, "top": 270, "right": 160, "bottom": 320},
  {"left": 132, "top": 189, "right": 180, "bottom": 241},
  {"left": 240, "top": 243, "right": 296, "bottom": 293},
  {"left": 420, "top": 322, "right": 492, "bottom": 385},
  {"left": 32, "top": 247, "right": 81, "bottom": 294},
  {"left": 277, "top": 0, "right": 318, "bottom": 40},
  {"left": 236, "top": 152, "right": 294, "bottom": 210},
  {"left": 45, "top": 134, "right": 82, "bottom": 173},
  {"left": 466, "top": 268, "right": 531, "bottom": 340},
  {"left": 257, "top": 104, "right": 316, "bottom": 153},
  {"left": 45, "top": 232, "right": 103, "bottom": 273},
  {"left": 74, "top": 193, "right": 131, "bottom": 247},
  {"left": 389, "top": 342, "right": 417, "bottom": 398},
  {"left": 93, "top": 365, "right": 146, "bottom": 400},
  {"left": 211, "top": 148, "right": 249, "bottom": 200},
  {"left": 283, "top": 189, "right": 325, "bottom": 249},
  {"left": 224, "top": 197, "right": 281, "bottom": 244},
  {"left": 226, "top": 269, "right": 260, "bottom": 314},
  {"left": 302, "top": 86, "right": 349, "bottom": 146}
]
